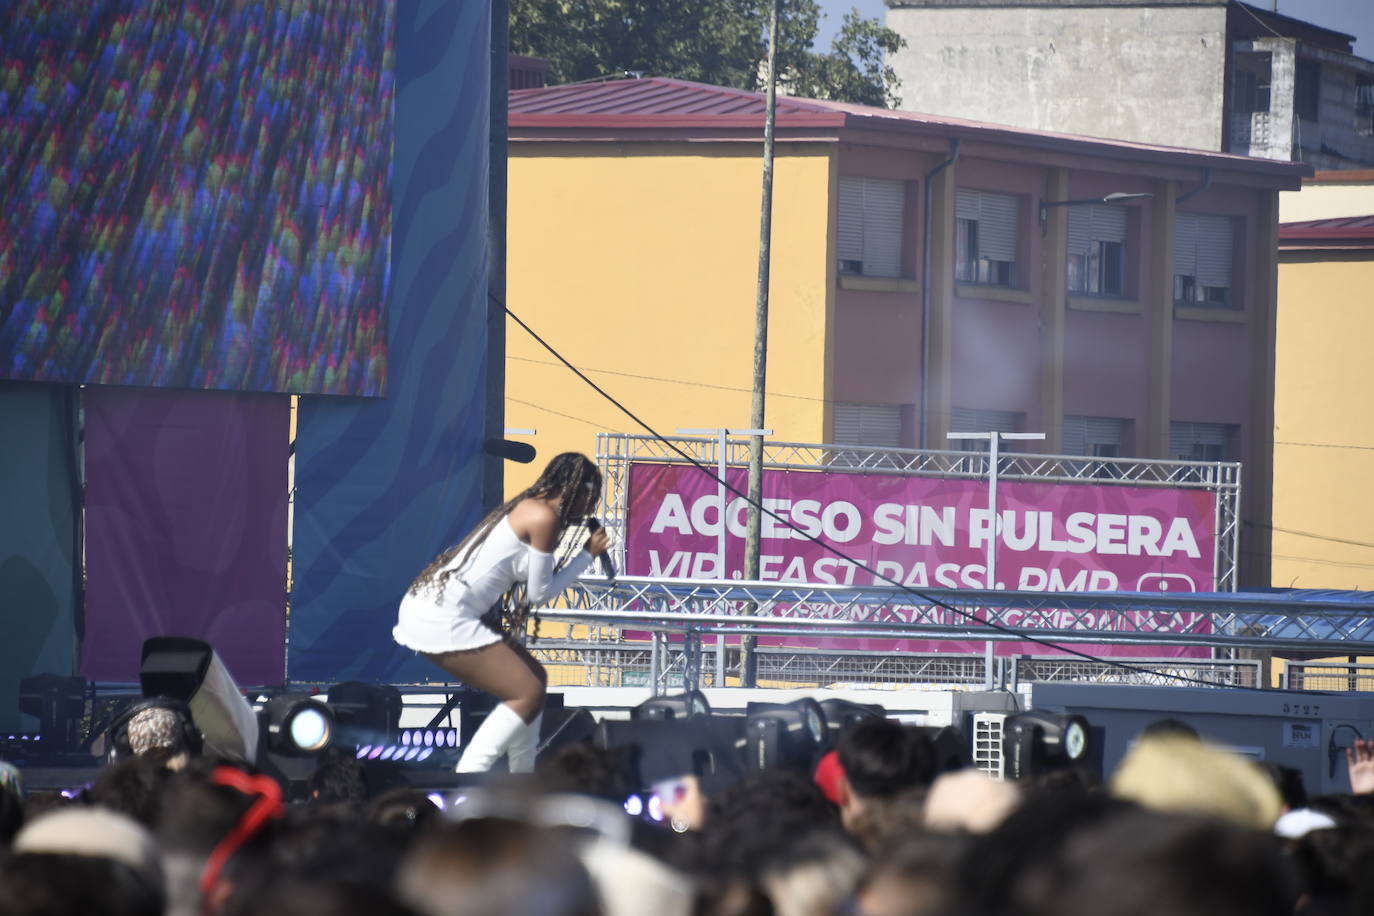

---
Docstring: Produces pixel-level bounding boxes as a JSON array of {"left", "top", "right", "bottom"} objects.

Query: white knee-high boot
[
  {"left": 455, "top": 702, "right": 527, "bottom": 773},
  {"left": 505, "top": 712, "right": 543, "bottom": 774}
]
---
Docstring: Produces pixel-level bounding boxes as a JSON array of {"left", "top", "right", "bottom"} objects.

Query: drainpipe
[
  {"left": 920, "top": 139, "right": 960, "bottom": 450},
  {"left": 1176, "top": 167, "right": 1213, "bottom": 204}
]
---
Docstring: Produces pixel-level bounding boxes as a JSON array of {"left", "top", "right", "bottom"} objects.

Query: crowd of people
[{"left": 3, "top": 714, "right": 1374, "bottom": 916}]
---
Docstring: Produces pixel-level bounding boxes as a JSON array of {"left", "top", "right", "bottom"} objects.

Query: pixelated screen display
[{"left": 0, "top": 1, "right": 394, "bottom": 396}]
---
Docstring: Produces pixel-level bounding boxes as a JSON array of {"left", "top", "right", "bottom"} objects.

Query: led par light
[
  {"left": 1002, "top": 711, "right": 1092, "bottom": 781},
  {"left": 263, "top": 695, "right": 334, "bottom": 755},
  {"left": 138, "top": 637, "right": 259, "bottom": 762},
  {"left": 631, "top": 690, "right": 712, "bottom": 721}
]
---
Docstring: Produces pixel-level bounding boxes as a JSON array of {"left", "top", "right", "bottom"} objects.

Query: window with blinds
[
  {"left": 955, "top": 189, "right": 1018, "bottom": 287},
  {"left": 1066, "top": 205, "right": 1128, "bottom": 297},
  {"left": 949, "top": 407, "right": 1021, "bottom": 451},
  {"left": 833, "top": 402, "right": 904, "bottom": 448},
  {"left": 1170, "top": 421, "right": 1237, "bottom": 461},
  {"left": 1174, "top": 214, "right": 1235, "bottom": 308},
  {"left": 838, "top": 177, "right": 905, "bottom": 278},
  {"left": 1063, "top": 415, "right": 1127, "bottom": 457}
]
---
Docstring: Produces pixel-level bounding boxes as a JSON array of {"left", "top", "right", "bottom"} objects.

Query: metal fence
[{"left": 1284, "top": 662, "right": 1374, "bottom": 693}]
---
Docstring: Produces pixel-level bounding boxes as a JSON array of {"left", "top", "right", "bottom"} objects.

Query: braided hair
[{"left": 407, "top": 453, "right": 602, "bottom": 610}]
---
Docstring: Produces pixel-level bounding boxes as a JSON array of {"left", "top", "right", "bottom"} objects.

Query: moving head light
[
  {"left": 745, "top": 698, "right": 829, "bottom": 772},
  {"left": 1002, "top": 711, "right": 1093, "bottom": 781},
  {"left": 263, "top": 695, "right": 334, "bottom": 756},
  {"left": 631, "top": 690, "right": 711, "bottom": 721}
]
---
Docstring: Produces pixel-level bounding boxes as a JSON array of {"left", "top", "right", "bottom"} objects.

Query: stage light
[
  {"left": 417, "top": 747, "right": 434, "bottom": 762},
  {"left": 631, "top": 690, "right": 712, "bottom": 721},
  {"left": 263, "top": 695, "right": 333, "bottom": 755},
  {"left": 18, "top": 674, "right": 86, "bottom": 753},
  {"left": 817, "top": 698, "right": 885, "bottom": 738},
  {"left": 326, "top": 681, "right": 402, "bottom": 739},
  {"left": 744, "top": 699, "right": 830, "bottom": 772},
  {"left": 1002, "top": 711, "right": 1093, "bottom": 781},
  {"left": 139, "top": 637, "right": 260, "bottom": 762},
  {"left": 356, "top": 746, "right": 372, "bottom": 759},
  {"left": 595, "top": 715, "right": 745, "bottom": 796},
  {"left": 624, "top": 795, "right": 644, "bottom": 817},
  {"left": 647, "top": 794, "right": 664, "bottom": 822}
]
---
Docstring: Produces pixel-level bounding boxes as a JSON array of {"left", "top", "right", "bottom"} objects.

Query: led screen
[{"left": 0, "top": 1, "right": 394, "bottom": 395}]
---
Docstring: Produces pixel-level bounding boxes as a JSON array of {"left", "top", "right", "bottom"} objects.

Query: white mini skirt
[{"left": 393, "top": 589, "right": 504, "bottom": 654}]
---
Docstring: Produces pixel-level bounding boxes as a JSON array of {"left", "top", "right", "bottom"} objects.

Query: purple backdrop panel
[{"left": 82, "top": 388, "right": 289, "bottom": 684}]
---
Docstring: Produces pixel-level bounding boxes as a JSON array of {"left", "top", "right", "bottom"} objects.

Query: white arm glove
[{"left": 525, "top": 547, "right": 595, "bottom": 604}]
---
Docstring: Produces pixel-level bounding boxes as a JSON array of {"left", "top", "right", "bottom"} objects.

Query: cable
[{"left": 502, "top": 298, "right": 1271, "bottom": 692}]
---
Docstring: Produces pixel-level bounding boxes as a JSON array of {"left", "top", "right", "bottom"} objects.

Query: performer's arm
[{"left": 526, "top": 547, "right": 594, "bottom": 604}]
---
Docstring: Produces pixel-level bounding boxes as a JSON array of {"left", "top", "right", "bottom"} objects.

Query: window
[
  {"left": 1233, "top": 57, "right": 1272, "bottom": 115},
  {"left": 1067, "top": 205, "right": 1128, "bottom": 297},
  {"left": 950, "top": 407, "right": 1021, "bottom": 451},
  {"left": 1295, "top": 59, "right": 1320, "bottom": 122},
  {"left": 838, "top": 177, "right": 904, "bottom": 278},
  {"left": 833, "top": 402, "right": 903, "bottom": 448},
  {"left": 1063, "top": 416, "right": 1127, "bottom": 457},
  {"left": 955, "top": 189, "right": 1018, "bottom": 287},
  {"left": 1174, "top": 214, "right": 1234, "bottom": 309},
  {"left": 1170, "top": 422, "right": 1237, "bottom": 462},
  {"left": 1357, "top": 76, "right": 1374, "bottom": 137}
]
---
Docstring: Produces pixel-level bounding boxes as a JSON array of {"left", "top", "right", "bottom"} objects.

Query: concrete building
[
  {"left": 1272, "top": 172, "right": 1374, "bottom": 589},
  {"left": 504, "top": 77, "right": 1306, "bottom": 585},
  {"left": 885, "top": 1, "right": 1374, "bottom": 168}
]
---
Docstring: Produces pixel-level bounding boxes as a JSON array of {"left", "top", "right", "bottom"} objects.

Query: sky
[{"left": 815, "top": 0, "right": 1373, "bottom": 57}]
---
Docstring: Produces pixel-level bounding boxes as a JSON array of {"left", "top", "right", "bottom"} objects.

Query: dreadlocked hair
[{"left": 407, "top": 454, "right": 602, "bottom": 638}]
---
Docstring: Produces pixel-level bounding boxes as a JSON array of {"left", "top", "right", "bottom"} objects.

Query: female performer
[{"left": 394, "top": 452, "right": 610, "bottom": 772}]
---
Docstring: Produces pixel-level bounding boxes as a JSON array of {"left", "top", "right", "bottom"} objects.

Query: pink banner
[{"left": 624, "top": 463, "right": 1217, "bottom": 658}]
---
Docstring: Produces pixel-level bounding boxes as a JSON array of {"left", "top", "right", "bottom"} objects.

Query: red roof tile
[
  {"left": 1279, "top": 215, "right": 1374, "bottom": 239},
  {"left": 509, "top": 77, "right": 1310, "bottom": 182}
]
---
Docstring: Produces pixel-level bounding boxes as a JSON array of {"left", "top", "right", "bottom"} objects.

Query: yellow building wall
[
  {"left": 1272, "top": 255, "right": 1374, "bottom": 589},
  {"left": 504, "top": 142, "right": 835, "bottom": 495}
]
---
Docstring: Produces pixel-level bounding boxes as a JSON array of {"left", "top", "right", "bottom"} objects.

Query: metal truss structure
[
  {"left": 533, "top": 577, "right": 1374, "bottom": 693},
  {"left": 596, "top": 433, "right": 1243, "bottom": 591}
]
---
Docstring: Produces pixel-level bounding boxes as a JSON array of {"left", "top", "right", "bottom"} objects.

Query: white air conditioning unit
[{"left": 972, "top": 712, "right": 1007, "bottom": 780}]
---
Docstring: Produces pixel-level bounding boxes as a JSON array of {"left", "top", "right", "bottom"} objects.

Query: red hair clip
[{"left": 198, "top": 766, "right": 285, "bottom": 898}]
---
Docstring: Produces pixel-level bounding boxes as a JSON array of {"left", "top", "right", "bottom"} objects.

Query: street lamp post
[{"left": 947, "top": 429, "right": 1046, "bottom": 688}]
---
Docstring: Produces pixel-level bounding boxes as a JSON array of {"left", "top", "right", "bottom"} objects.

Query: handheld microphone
[{"left": 585, "top": 518, "right": 617, "bottom": 581}]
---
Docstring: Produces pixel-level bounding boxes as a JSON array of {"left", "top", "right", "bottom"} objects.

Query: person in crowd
[
  {"left": 393, "top": 453, "right": 610, "bottom": 773},
  {"left": 853, "top": 831, "right": 967, "bottom": 916},
  {"left": 395, "top": 815, "right": 602, "bottom": 916},
  {"left": 0, "top": 760, "right": 23, "bottom": 847},
  {"left": 832, "top": 719, "right": 937, "bottom": 850},
  {"left": 0, "top": 807, "right": 165, "bottom": 916}
]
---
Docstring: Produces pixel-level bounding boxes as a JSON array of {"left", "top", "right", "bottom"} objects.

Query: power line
[
  {"left": 502, "top": 298, "right": 1270, "bottom": 692},
  {"left": 1275, "top": 439, "right": 1374, "bottom": 452},
  {"left": 507, "top": 396, "right": 626, "bottom": 432},
  {"left": 1244, "top": 519, "right": 1374, "bottom": 551},
  {"left": 509, "top": 354, "right": 829, "bottom": 403}
]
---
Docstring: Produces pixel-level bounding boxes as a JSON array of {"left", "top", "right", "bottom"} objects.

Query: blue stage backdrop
[
  {"left": 0, "top": 382, "right": 77, "bottom": 730},
  {"left": 288, "top": 0, "right": 491, "bottom": 683}
]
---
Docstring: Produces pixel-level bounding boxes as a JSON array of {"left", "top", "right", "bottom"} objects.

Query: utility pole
[{"left": 742, "top": 0, "right": 781, "bottom": 688}]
